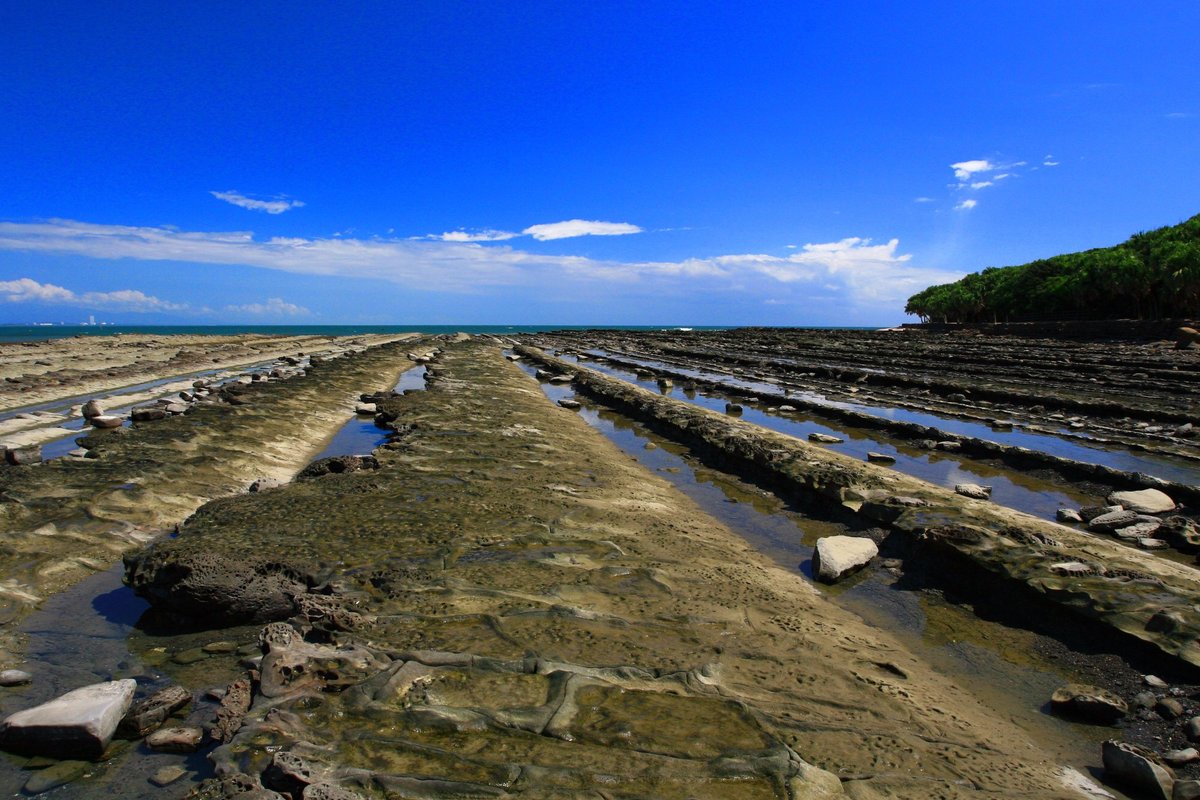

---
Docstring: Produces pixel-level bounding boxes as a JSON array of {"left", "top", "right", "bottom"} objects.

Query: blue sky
[{"left": 1, "top": 2, "right": 1197, "bottom": 326}]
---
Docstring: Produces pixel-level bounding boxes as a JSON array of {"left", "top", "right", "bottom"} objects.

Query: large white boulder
[
  {"left": 813, "top": 536, "right": 878, "bottom": 584},
  {"left": 0, "top": 679, "right": 136, "bottom": 758},
  {"left": 1107, "top": 489, "right": 1176, "bottom": 515}
]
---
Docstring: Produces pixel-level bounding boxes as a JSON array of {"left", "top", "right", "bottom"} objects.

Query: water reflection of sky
[{"left": 572, "top": 351, "right": 1200, "bottom": 486}]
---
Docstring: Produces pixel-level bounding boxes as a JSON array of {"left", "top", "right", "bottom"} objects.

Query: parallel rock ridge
[
  {"left": 124, "top": 339, "right": 1076, "bottom": 798},
  {"left": 517, "top": 345, "right": 1200, "bottom": 669}
]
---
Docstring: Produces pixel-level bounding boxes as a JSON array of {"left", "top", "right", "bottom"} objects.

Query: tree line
[{"left": 905, "top": 213, "right": 1200, "bottom": 323}]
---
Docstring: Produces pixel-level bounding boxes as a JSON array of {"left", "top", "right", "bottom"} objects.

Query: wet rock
[
  {"left": 1134, "top": 692, "right": 1157, "bottom": 709},
  {"left": 1146, "top": 675, "right": 1170, "bottom": 689},
  {"left": 813, "top": 536, "right": 878, "bottom": 584},
  {"left": 1089, "top": 509, "right": 1140, "bottom": 532},
  {"left": 81, "top": 399, "right": 103, "bottom": 419},
  {"left": 1056, "top": 508, "right": 1084, "bottom": 523},
  {"left": 954, "top": 483, "right": 992, "bottom": 500},
  {"left": 1102, "top": 740, "right": 1175, "bottom": 800},
  {"left": 1161, "top": 517, "right": 1200, "bottom": 551},
  {"left": 118, "top": 684, "right": 191, "bottom": 737},
  {"left": 263, "top": 751, "right": 333, "bottom": 796},
  {"left": 90, "top": 414, "right": 125, "bottom": 429},
  {"left": 808, "top": 433, "right": 843, "bottom": 444},
  {"left": 150, "top": 765, "right": 188, "bottom": 787},
  {"left": 0, "top": 679, "right": 136, "bottom": 758},
  {"left": 164, "top": 402, "right": 189, "bottom": 414},
  {"left": 1108, "top": 489, "right": 1176, "bottom": 515},
  {"left": 935, "top": 440, "right": 962, "bottom": 452},
  {"left": 131, "top": 406, "right": 168, "bottom": 422},
  {"left": 547, "top": 374, "right": 573, "bottom": 384},
  {"left": 0, "top": 669, "right": 31, "bottom": 686},
  {"left": 124, "top": 545, "right": 312, "bottom": 625},
  {"left": 173, "top": 647, "right": 209, "bottom": 665},
  {"left": 1140, "top": 538, "right": 1170, "bottom": 550},
  {"left": 1115, "top": 520, "right": 1162, "bottom": 540},
  {"left": 23, "top": 760, "right": 88, "bottom": 794},
  {"left": 354, "top": 403, "right": 376, "bottom": 415},
  {"left": 557, "top": 399, "right": 581, "bottom": 410},
  {"left": 296, "top": 455, "right": 379, "bottom": 480},
  {"left": 146, "top": 725, "right": 204, "bottom": 752},
  {"left": 1175, "top": 423, "right": 1195, "bottom": 438},
  {"left": 190, "top": 774, "right": 286, "bottom": 799},
  {"left": 202, "top": 641, "right": 238, "bottom": 654},
  {"left": 210, "top": 677, "right": 252, "bottom": 744},
  {"left": 1050, "top": 683, "right": 1128, "bottom": 723},
  {"left": 725, "top": 403, "right": 743, "bottom": 415},
  {"left": 304, "top": 783, "right": 366, "bottom": 800},
  {"left": 5, "top": 446, "right": 42, "bottom": 465},
  {"left": 865, "top": 452, "right": 895, "bottom": 463}
]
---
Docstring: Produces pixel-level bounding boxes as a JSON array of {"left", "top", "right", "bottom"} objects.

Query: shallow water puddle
[
  {"left": 584, "top": 349, "right": 1200, "bottom": 485},
  {"left": 310, "top": 365, "right": 427, "bottom": 461},
  {"left": 518, "top": 360, "right": 1126, "bottom": 792}
]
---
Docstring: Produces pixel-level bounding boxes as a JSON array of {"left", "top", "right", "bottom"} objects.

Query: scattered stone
[
  {"left": 0, "top": 669, "right": 31, "bottom": 687},
  {"left": 1089, "top": 509, "right": 1141, "bottom": 532},
  {"left": 954, "top": 483, "right": 992, "bottom": 500},
  {"left": 131, "top": 407, "right": 167, "bottom": 422},
  {"left": 118, "top": 684, "right": 191, "bottom": 738},
  {"left": 557, "top": 399, "right": 581, "bottom": 410},
  {"left": 210, "top": 678, "right": 252, "bottom": 743},
  {"left": 1145, "top": 674, "right": 1170, "bottom": 689},
  {"left": 1115, "top": 520, "right": 1162, "bottom": 539},
  {"left": 1158, "top": 698, "right": 1186, "bottom": 719},
  {"left": 249, "top": 477, "right": 283, "bottom": 493},
  {"left": 163, "top": 402, "right": 188, "bottom": 415},
  {"left": 547, "top": 374, "right": 573, "bottom": 384},
  {"left": 808, "top": 433, "right": 843, "bottom": 444},
  {"left": 172, "top": 647, "right": 209, "bottom": 665},
  {"left": 145, "top": 725, "right": 205, "bottom": 753},
  {"left": 1050, "top": 684, "right": 1128, "bottom": 723},
  {"left": 297, "top": 455, "right": 379, "bottom": 480},
  {"left": 1161, "top": 517, "right": 1200, "bottom": 551},
  {"left": 1175, "top": 779, "right": 1200, "bottom": 800},
  {"left": 1139, "top": 538, "right": 1170, "bottom": 550},
  {"left": 304, "top": 783, "right": 367, "bottom": 800},
  {"left": 0, "top": 679, "right": 136, "bottom": 758},
  {"left": 1080, "top": 504, "right": 1123, "bottom": 522},
  {"left": 1056, "top": 508, "right": 1083, "bottom": 523},
  {"left": 1165, "top": 749, "right": 1200, "bottom": 767},
  {"left": 81, "top": 399, "right": 103, "bottom": 419},
  {"left": 89, "top": 415, "right": 124, "bottom": 429},
  {"left": 1176, "top": 326, "right": 1199, "bottom": 350},
  {"left": 23, "top": 760, "right": 88, "bottom": 794},
  {"left": 1133, "top": 692, "right": 1157, "bottom": 710},
  {"left": 935, "top": 440, "right": 962, "bottom": 452},
  {"left": 202, "top": 641, "right": 237, "bottom": 654},
  {"left": 354, "top": 403, "right": 377, "bottom": 415},
  {"left": 1176, "top": 423, "right": 1195, "bottom": 438},
  {"left": 725, "top": 403, "right": 743, "bottom": 415},
  {"left": 1187, "top": 716, "right": 1200, "bottom": 741},
  {"left": 1102, "top": 740, "right": 1175, "bottom": 800},
  {"left": 813, "top": 536, "right": 878, "bottom": 584},
  {"left": 5, "top": 447, "right": 42, "bottom": 465},
  {"left": 150, "top": 766, "right": 187, "bottom": 787},
  {"left": 866, "top": 452, "right": 895, "bottom": 463},
  {"left": 1108, "top": 489, "right": 1176, "bottom": 515}
]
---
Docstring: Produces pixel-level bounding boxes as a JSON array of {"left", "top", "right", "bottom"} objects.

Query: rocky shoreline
[{"left": 0, "top": 329, "right": 1196, "bottom": 797}]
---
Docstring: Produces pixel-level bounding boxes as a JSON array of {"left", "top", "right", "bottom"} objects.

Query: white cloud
[
  {"left": 434, "top": 229, "right": 519, "bottom": 242},
  {"left": 521, "top": 219, "right": 642, "bottom": 241},
  {"left": 224, "top": 297, "right": 310, "bottom": 316},
  {"left": 1042, "top": 155, "right": 1060, "bottom": 166},
  {"left": 955, "top": 199, "right": 978, "bottom": 211},
  {"left": 969, "top": 181, "right": 993, "bottom": 190},
  {"left": 211, "top": 190, "right": 305, "bottom": 215},
  {"left": 0, "top": 218, "right": 960, "bottom": 311},
  {"left": 0, "top": 277, "right": 187, "bottom": 312},
  {"left": 914, "top": 196, "right": 935, "bottom": 203},
  {"left": 1166, "top": 112, "right": 1195, "bottom": 119},
  {"left": 951, "top": 160, "right": 994, "bottom": 181}
]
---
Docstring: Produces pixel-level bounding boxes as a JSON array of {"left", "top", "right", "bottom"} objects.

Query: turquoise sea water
[{"left": 0, "top": 324, "right": 744, "bottom": 343}]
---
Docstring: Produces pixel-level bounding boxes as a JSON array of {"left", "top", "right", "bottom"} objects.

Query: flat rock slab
[
  {"left": 0, "top": 679, "right": 136, "bottom": 759},
  {"left": 1108, "top": 488, "right": 1176, "bottom": 515},
  {"left": 813, "top": 535, "right": 878, "bottom": 583},
  {"left": 954, "top": 483, "right": 992, "bottom": 500}
]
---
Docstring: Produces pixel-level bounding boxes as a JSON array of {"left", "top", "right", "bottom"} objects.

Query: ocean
[{"left": 0, "top": 324, "right": 732, "bottom": 343}]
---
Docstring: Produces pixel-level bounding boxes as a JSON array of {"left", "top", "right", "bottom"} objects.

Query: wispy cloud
[
  {"left": 914, "top": 196, "right": 935, "bottom": 203},
  {"left": 1042, "top": 154, "right": 1060, "bottom": 166},
  {"left": 432, "top": 229, "right": 519, "bottom": 242},
  {"left": 955, "top": 199, "right": 978, "bottom": 211},
  {"left": 521, "top": 219, "right": 642, "bottom": 241},
  {"left": 951, "top": 160, "right": 994, "bottom": 181},
  {"left": 969, "top": 181, "right": 993, "bottom": 190},
  {"left": 1166, "top": 112, "right": 1195, "bottom": 120},
  {"left": 0, "top": 218, "right": 957, "bottom": 310},
  {"left": 0, "top": 277, "right": 188, "bottom": 312},
  {"left": 211, "top": 190, "right": 305, "bottom": 215},
  {"left": 224, "top": 297, "right": 310, "bottom": 316}
]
